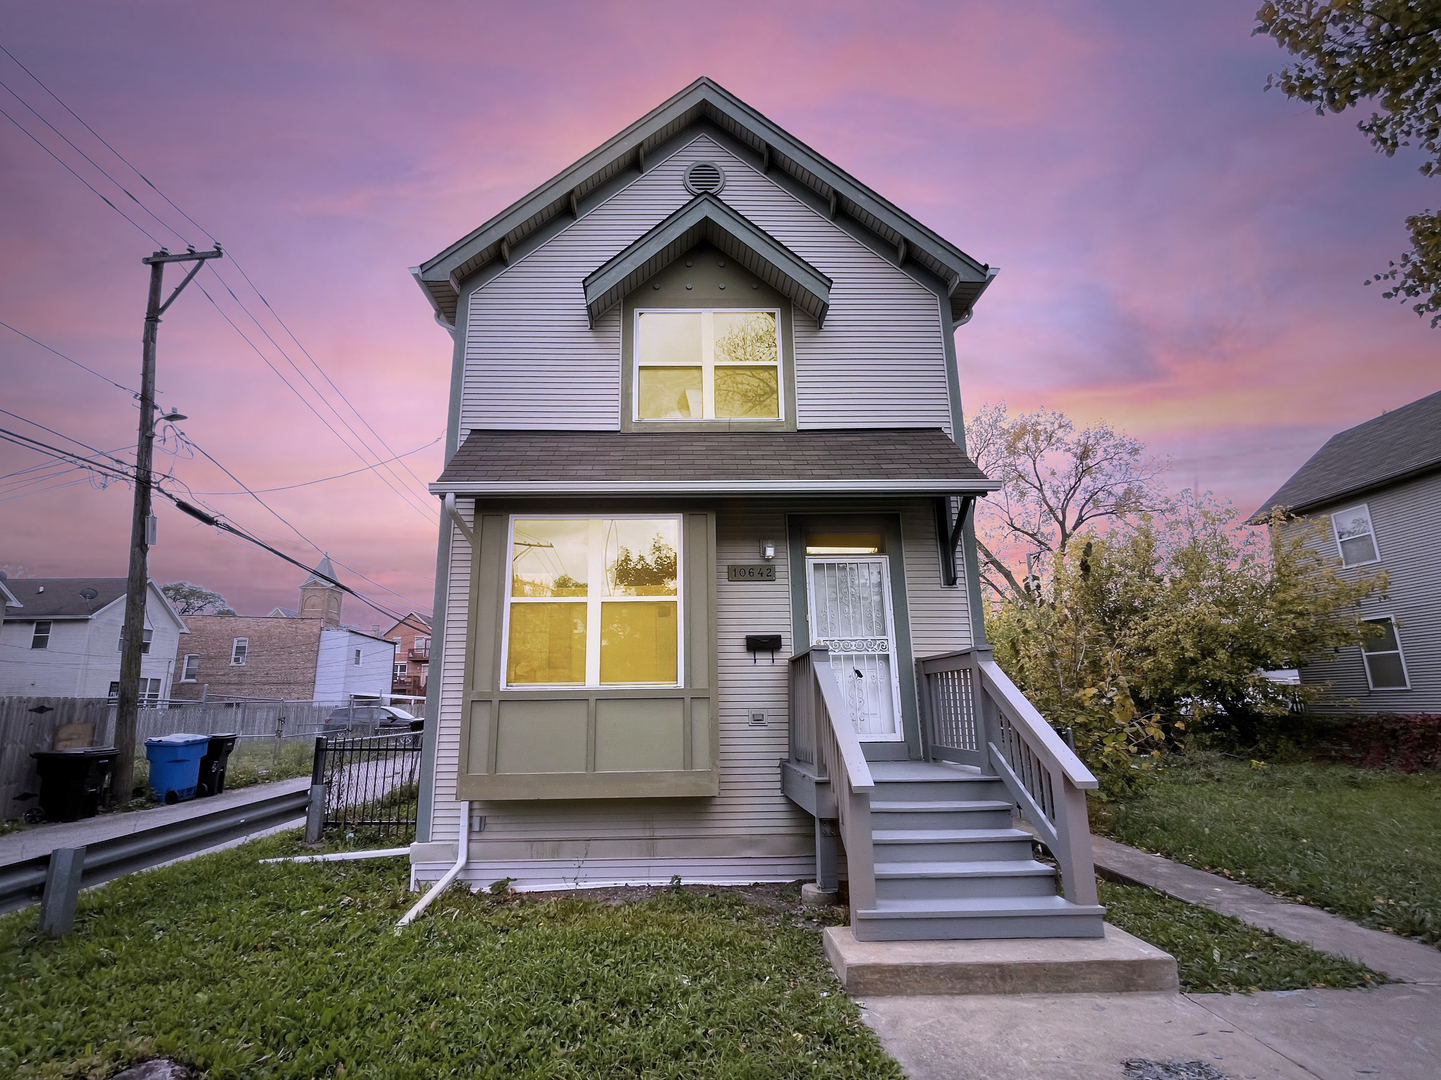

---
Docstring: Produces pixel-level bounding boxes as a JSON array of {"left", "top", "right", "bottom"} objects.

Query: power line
[
  {"left": 186, "top": 435, "right": 440, "bottom": 494},
  {"left": 0, "top": 318, "right": 138, "bottom": 395}
]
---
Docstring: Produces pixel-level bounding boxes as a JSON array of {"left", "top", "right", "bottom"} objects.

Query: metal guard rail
[
  {"left": 918, "top": 648, "right": 1099, "bottom": 907},
  {"left": 789, "top": 646, "right": 876, "bottom": 909},
  {"left": 0, "top": 785, "right": 310, "bottom": 915}
]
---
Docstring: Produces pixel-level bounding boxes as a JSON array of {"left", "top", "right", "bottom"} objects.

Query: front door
[{"left": 805, "top": 556, "right": 904, "bottom": 741}]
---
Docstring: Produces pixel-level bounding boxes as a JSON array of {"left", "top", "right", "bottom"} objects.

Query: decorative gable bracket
[
  {"left": 581, "top": 193, "right": 833, "bottom": 330},
  {"left": 935, "top": 495, "right": 976, "bottom": 588}
]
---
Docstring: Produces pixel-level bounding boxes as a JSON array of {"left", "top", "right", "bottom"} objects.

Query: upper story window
[
  {"left": 635, "top": 310, "right": 781, "bottom": 421},
  {"left": 117, "top": 627, "right": 153, "bottom": 654},
  {"left": 180, "top": 654, "right": 200, "bottom": 682},
  {"left": 231, "top": 638, "right": 248, "bottom": 666},
  {"left": 504, "top": 515, "right": 681, "bottom": 688},
  {"left": 1331, "top": 504, "right": 1379, "bottom": 567},
  {"left": 30, "top": 621, "right": 51, "bottom": 649},
  {"left": 354, "top": 648, "right": 363, "bottom": 666}
]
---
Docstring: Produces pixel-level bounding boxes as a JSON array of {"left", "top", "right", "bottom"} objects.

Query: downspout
[{"left": 396, "top": 802, "right": 471, "bottom": 928}]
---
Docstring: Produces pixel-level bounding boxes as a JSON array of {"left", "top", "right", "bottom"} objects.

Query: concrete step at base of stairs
[
  {"left": 853, "top": 894, "right": 1107, "bottom": 941},
  {"left": 868, "top": 799, "right": 1014, "bottom": 830},
  {"left": 871, "top": 827, "right": 1035, "bottom": 863},
  {"left": 873, "top": 858, "right": 1059, "bottom": 900}
]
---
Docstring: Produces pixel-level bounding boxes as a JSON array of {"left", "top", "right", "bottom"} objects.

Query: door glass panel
[
  {"left": 506, "top": 603, "right": 586, "bottom": 684},
  {"left": 512, "top": 519, "right": 589, "bottom": 596},
  {"left": 599, "top": 601, "right": 678, "bottom": 684},
  {"left": 714, "top": 367, "right": 778, "bottom": 418},
  {"left": 638, "top": 368, "right": 702, "bottom": 418}
]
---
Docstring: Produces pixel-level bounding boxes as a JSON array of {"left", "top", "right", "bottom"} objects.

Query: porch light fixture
[{"left": 760, "top": 540, "right": 775, "bottom": 560}]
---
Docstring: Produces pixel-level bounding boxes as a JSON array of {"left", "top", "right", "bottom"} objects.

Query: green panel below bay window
[
  {"left": 495, "top": 699, "right": 587, "bottom": 773},
  {"left": 594, "top": 698, "right": 685, "bottom": 771}
]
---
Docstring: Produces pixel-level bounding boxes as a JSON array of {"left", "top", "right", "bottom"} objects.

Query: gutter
[{"left": 396, "top": 802, "right": 471, "bottom": 928}]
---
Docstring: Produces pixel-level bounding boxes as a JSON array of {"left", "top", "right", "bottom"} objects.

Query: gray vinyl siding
[
  {"left": 1294, "top": 470, "right": 1441, "bottom": 713},
  {"left": 425, "top": 498, "right": 973, "bottom": 854},
  {"left": 460, "top": 133, "right": 952, "bottom": 436}
]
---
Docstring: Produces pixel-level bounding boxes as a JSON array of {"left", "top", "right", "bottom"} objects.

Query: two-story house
[
  {"left": 0, "top": 577, "right": 188, "bottom": 702},
  {"left": 1251, "top": 388, "right": 1441, "bottom": 714},
  {"left": 407, "top": 79, "right": 1104, "bottom": 941},
  {"left": 383, "top": 611, "right": 432, "bottom": 699}
]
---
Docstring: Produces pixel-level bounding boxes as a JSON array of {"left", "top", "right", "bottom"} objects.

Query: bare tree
[{"left": 967, "top": 403, "right": 1168, "bottom": 601}]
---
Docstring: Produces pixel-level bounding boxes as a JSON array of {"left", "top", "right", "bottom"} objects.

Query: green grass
[
  {"left": 0, "top": 833, "right": 900, "bottom": 1080},
  {"left": 219, "top": 738, "right": 314, "bottom": 790},
  {"left": 1098, "top": 879, "right": 1386, "bottom": 993},
  {"left": 1093, "top": 754, "right": 1441, "bottom": 946}
]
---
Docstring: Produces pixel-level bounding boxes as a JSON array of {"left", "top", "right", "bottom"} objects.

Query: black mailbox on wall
[{"left": 745, "top": 634, "right": 782, "bottom": 663}]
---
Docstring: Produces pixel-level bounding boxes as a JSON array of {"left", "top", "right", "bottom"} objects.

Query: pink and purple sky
[{"left": 2, "top": 1, "right": 1436, "bottom": 622}]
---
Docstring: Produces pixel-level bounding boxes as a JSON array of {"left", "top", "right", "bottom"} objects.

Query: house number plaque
[{"left": 727, "top": 564, "right": 776, "bottom": 581}]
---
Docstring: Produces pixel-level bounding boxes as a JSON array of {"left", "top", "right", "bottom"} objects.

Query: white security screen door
[{"left": 805, "top": 556, "right": 904, "bottom": 741}]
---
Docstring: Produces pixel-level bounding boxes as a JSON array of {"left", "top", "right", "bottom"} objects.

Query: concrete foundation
[{"left": 824, "top": 922, "right": 1178, "bottom": 996}]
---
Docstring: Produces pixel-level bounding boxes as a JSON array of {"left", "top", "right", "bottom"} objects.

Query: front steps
[{"left": 852, "top": 760, "right": 1105, "bottom": 941}]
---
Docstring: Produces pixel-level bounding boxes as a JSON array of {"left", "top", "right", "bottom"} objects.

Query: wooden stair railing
[
  {"left": 917, "top": 648, "right": 1100, "bottom": 907},
  {"left": 789, "top": 646, "right": 877, "bottom": 910}
]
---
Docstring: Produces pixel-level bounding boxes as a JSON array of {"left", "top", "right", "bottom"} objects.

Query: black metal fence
[{"left": 311, "top": 733, "right": 422, "bottom": 841}]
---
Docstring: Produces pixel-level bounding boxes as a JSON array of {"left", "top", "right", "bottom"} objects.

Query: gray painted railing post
[
  {"left": 39, "top": 846, "right": 86, "bottom": 937},
  {"left": 815, "top": 818, "right": 838, "bottom": 893}
]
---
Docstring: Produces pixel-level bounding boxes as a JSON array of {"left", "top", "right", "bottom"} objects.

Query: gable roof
[
  {"left": 0, "top": 577, "right": 188, "bottom": 631},
  {"left": 0, "top": 577, "right": 19, "bottom": 610},
  {"left": 384, "top": 612, "right": 433, "bottom": 636},
  {"left": 582, "top": 194, "right": 832, "bottom": 328},
  {"left": 413, "top": 77, "right": 994, "bottom": 326},
  {"left": 1250, "top": 388, "right": 1441, "bottom": 521},
  {"left": 432, "top": 428, "right": 997, "bottom": 496}
]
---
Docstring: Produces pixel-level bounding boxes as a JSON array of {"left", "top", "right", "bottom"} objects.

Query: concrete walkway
[
  {"left": 0, "top": 776, "right": 310, "bottom": 865},
  {"left": 1091, "top": 834, "right": 1441, "bottom": 986},
  {"left": 859, "top": 836, "right": 1441, "bottom": 1079}
]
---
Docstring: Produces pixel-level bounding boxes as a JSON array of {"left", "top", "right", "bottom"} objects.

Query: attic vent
[{"left": 684, "top": 161, "right": 726, "bottom": 196}]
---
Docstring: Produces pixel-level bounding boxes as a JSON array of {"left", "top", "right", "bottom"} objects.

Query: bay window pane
[
  {"left": 638, "top": 312, "right": 702, "bottom": 365},
  {"left": 507, "top": 603, "right": 587, "bottom": 684},
  {"left": 713, "top": 311, "right": 777, "bottom": 364},
  {"left": 600, "top": 601, "right": 678, "bottom": 684},
  {"left": 638, "top": 367, "right": 702, "bottom": 418},
  {"left": 714, "top": 366, "right": 779, "bottom": 418},
  {"left": 604, "top": 518, "right": 679, "bottom": 596},
  {"left": 512, "top": 519, "right": 589, "bottom": 596}
]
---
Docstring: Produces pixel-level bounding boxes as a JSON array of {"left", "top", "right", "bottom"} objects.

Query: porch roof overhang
[
  {"left": 583, "top": 194, "right": 832, "bottom": 328},
  {"left": 430, "top": 428, "right": 998, "bottom": 497},
  {"left": 413, "top": 77, "right": 996, "bottom": 326}
]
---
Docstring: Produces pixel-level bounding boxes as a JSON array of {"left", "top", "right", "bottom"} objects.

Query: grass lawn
[
  {"left": 1093, "top": 753, "right": 1441, "bottom": 946},
  {"left": 0, "top": 833, "right": 901, "bottom": 1080},
  {"left": 1098, "top": 879, "right": 1385, "bottom": 993}
]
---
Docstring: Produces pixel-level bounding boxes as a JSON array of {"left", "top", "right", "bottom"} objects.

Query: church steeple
[{"left": 297, "top": 555, "right": 343, "bottom": 627}]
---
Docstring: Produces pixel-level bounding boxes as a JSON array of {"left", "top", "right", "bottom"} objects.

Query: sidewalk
[
  {"left": 859, "top": 836, "right": 1441, "bottom": 1079},
  {"left": 0, "top": 776, "right": 310, "bottom": 866}
]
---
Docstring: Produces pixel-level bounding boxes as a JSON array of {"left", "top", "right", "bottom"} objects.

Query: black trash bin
[
  {"left": 197, "top": 733, "right": 240, "bottom": 797},
  {"left": 30, "top": 747, "right": 120, "bottom": 822}
]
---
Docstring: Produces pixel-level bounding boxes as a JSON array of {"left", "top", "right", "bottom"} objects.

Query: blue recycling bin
[{"left": 144, "top": 733, "right": 210, "bottom": 804}]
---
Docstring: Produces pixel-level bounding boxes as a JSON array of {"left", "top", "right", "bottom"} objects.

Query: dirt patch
[{"left": 489, "top": 880, "right": 851, "bottom": 928}]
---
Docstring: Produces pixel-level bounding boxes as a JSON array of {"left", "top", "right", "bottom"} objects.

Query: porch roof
[{"left": 430, "top": 428, "right": 998, "bottom": 497}]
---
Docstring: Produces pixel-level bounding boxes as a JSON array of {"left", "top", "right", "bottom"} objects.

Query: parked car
[{"left": 322, "top": 705, "right": 422, "bottom": 736}]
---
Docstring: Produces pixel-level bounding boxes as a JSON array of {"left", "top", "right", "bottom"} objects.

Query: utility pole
[{"left": 112, "top": 244, "right": 223, "bottom": 806}]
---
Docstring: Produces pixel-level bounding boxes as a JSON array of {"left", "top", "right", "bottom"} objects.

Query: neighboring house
[
  {"left": 407, "top": 79, "right": 1104, "bottom": 941},
  {"left": 383, "top": 611, "right": 432, "bottom": 698},
  {"left": 0, "top": 573, "right": 20, "bottom": 631},
  {"left": 0, "top": 577, "right": 187, "bottom": 702},
  {"left": 1251, "top": 388, "right": 1441, "bottom": 714},
  {"left": 171, "top": 558, "right": 396, "bottom": 703}
]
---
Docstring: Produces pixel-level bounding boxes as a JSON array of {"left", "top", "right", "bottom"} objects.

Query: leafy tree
[
  {"left": 1255, "top": 1, "right": 1441, "bottom": 325},
  {"left": 610, "top": 537, "right": 678, "bottom": 595},
  {"left": 161, "top": 580, "right": 235, "bottom": 616},
  {"left": 966, "top": 403, "right": 1168, "bottom": 601},
  {"left": 987, "top": 496, "right": 1387, "bottom": 789}
]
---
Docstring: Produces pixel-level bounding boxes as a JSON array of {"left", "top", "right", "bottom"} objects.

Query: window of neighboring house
[
  {"left": 1361, "top": 617, "right": 1409, "bottom": 690},
  {"left": 503, "top": 515, "right": 682, "bottom": 687},
  {"left": 116, "top": 628, "right": 153, "bottom": 654},
  {"left": 108, "top": 678, "right": 160, "bottom": 704},
  {"left": 1331, "top": 504, "right": 1380, "bottom": 566},
  {"left": 354, "top": 648, "right": 362, "bottom": 666},
  {"left": 231, "top": 638, "right": 248, "bottom": 666},
  {"left": 181, "top": 654, "right": 200, "bottom": 682},
  {"left": 30, "top": 621, "right": 51, "bottom": 649},
  {"left": 634, "top": 310, "right": 781, "bottom": 421},
  {"left": 394, "top": 662, "right": 408, "bottom": 681},
  {"left": 419, "top": 661, "right": 428, "bottom": 682},
  {"left": 416, "top": 636, "right": 429, "bottom": 654}
]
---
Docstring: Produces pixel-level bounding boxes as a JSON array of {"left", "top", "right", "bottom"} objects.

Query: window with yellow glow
[
  {"left": 635, "top": 310, "right": 780, "bottom": 420},
  {"left": 504, "top": 516, "right": 682, "bottom": 687}
]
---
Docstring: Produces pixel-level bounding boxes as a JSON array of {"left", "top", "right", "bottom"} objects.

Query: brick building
[{"left": 383, "top": 611, "right": 432, "bottom": 698}]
